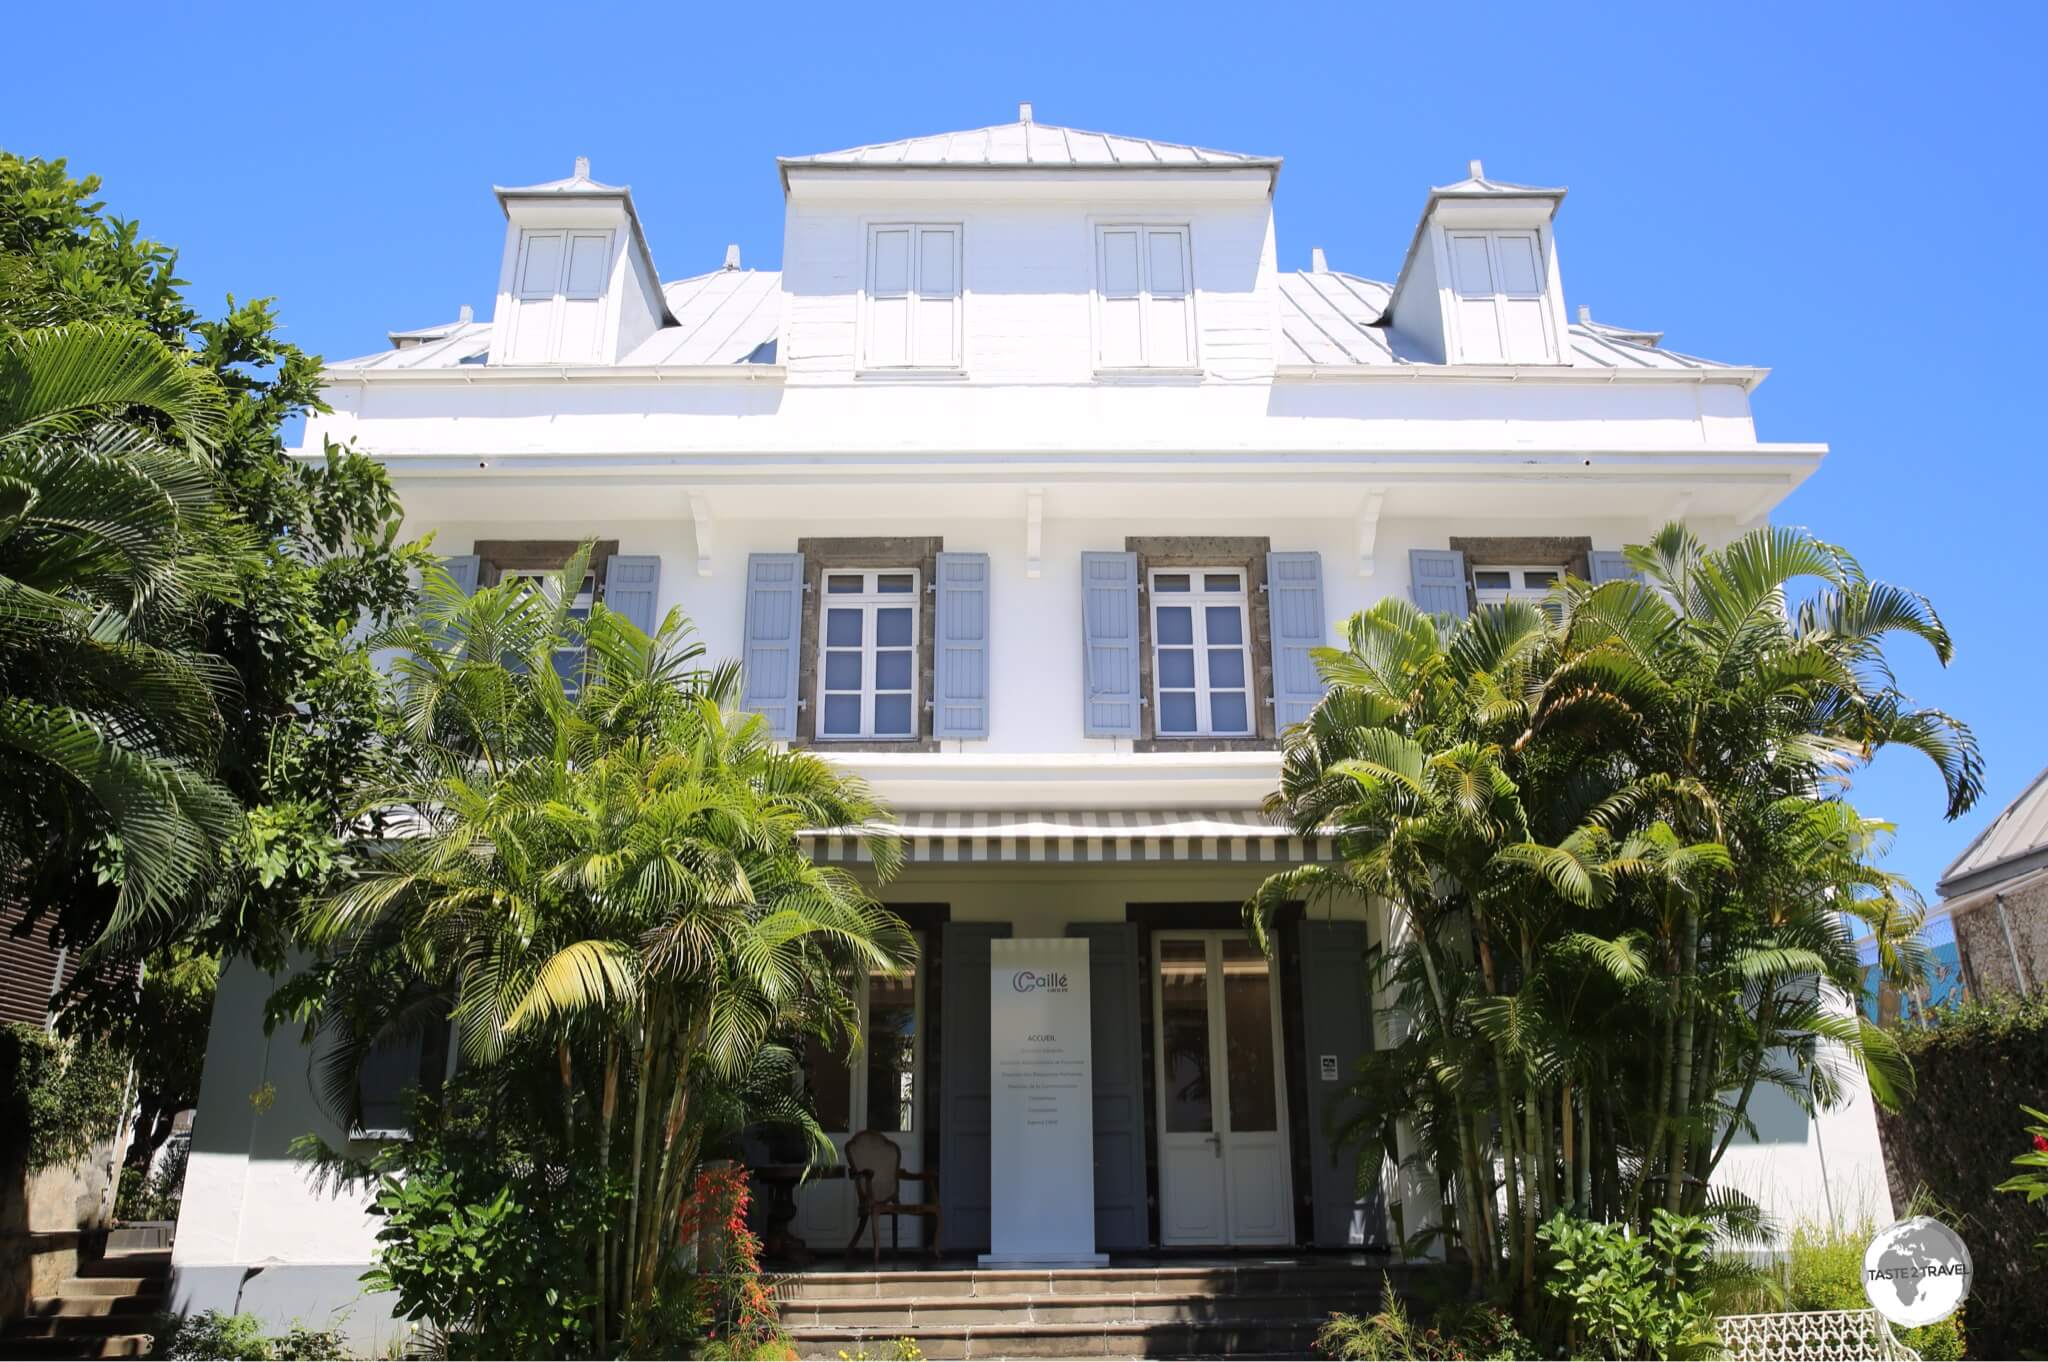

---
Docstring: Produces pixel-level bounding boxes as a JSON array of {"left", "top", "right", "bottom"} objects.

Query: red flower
[{"left": 2034, "top": 1133, "right": 2048, "bottom": 1153}]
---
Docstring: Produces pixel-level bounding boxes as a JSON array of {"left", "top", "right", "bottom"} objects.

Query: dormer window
[
  {"left": 864, "top": 224, "right": 961, "bottom": 370},
  {"left": 506, "top": 229, "right": 612, "bottom": 363},
  {"left": 1444, "top": 229, "right": 1555, "bottom": 364},
  {"left": 1095, "top": 224, "right": 1195, "bottom": 370}
]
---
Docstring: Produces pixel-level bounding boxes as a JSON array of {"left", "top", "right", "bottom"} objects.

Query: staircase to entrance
[
  {"left": 779, "top": 1257, "right": 1420, "bottom": 1360},
  {"left": 2, "top": 1246, "right": 166, "bottom": 1359}
]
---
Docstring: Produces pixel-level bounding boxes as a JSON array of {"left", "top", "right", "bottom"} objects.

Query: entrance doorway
[{"left": 1152, "top": 931, "right": 1294, "bottom": 1245}]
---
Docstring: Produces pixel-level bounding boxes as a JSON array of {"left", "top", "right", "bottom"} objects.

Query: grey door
[
  {"left": 938, "top": 921, "right": 1010, "bottom": 1252},
  {"left": 1070, "top": 922, "right": 1149, "bottom": 1250},
  {"left": 1297, "top": 920, "right": 1386, "bottom": 1247}
]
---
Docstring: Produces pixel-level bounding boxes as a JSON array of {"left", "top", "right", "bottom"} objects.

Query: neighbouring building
[
  {"left": 1935, "top": 765, "right": 2048, "bottom": 999},
  {"left": 172, "top": 107, "right": 1891, "bottom": 1342}
]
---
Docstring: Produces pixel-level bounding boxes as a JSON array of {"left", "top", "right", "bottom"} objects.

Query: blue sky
[{"left": 6, "top": 2, "right": 2042, "bottom": 911}]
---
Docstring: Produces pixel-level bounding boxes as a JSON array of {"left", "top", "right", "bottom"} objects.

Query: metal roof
[
  {"left": 1938, "top": 765, "right": 2048, "bottom": 899},
  {"left": 1275, "top": 268, "right": 1740, "bottom": 372},
  {"left": 780, "top": 106, "right": 1279, "bottom": 173}
]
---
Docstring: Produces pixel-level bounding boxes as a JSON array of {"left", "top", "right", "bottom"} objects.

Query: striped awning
[{"left": 802, "top": 809, "right": 1334, "bottom": 865}]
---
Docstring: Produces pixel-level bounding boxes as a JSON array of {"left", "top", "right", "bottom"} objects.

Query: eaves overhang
[
  {"left": 1272, "top": 362, "right": 1771, "bottom": 392},
  {"left": 317, "top": 363, "right": 787, "bottom": 387}
]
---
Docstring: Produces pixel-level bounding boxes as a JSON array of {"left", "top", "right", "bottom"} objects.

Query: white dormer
[
  {"left": 1385, "top": 161, "right": 1569, "bottom": 366},
  {"left": 487, "top": 158, "right": 674, "bottom": 366}
]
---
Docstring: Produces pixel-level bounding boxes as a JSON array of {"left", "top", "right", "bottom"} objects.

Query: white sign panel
[{"left": 983, "top": 937, "right": 1106, "bottom": 1266}]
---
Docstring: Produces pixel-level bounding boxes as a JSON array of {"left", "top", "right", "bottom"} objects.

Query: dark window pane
[
  {"left": 803, "top": 1033, "right": 852, "bottom": 1133},
  {"left": 1210, "top": 692, "right": 1248, "bottom": 734},
  {"left": 1158, "top": 648, "right": 1196, "bottom": 688},
  {"left": 827, "top": 574, "right": 864, "bottom": 594},
  {"left": 877, "top": 573, "right": 915, "bottom": 594},
  {"left": 1221, "top": 940, "right": 1278, "bottom": 1133},
  {"left": 1156, "top": 606, "right": 1193, "bottom": 645},
  {"left": 875, "top": 650, "right": 912, "bottom": 690},
  {"left": 1154, "top": 573, "right": 1192, "bottom": 593},
  {"left": 1203, "top": 573, "right": 1241, "bottom": 593},
  {"left": 1523, "top": 570, "right": 1560, "bottom": 589},
  {"left": 1204, "top": 605, "right": 1243, "bottom": 645},
  {"left": 875, "top": 693, "right": 912, "bottom": 735},
  {"left": 1159, "top": 941, "right": 1212, "bottom": 1134},
  {"left": 826, "top": 609, "right": 863, "bottom": 646},
  {"left": 823, "top": 694, "right": 861, "bottom": 734},
  {"left": 1160, "top": 691, "right": 1198, "bottom": 733},
  {"left": 1207, "top": 648, "right": 1244, "bottom": 688},
  {"left": 877, "top": 608, "right": 912, "bottom": 647},
  {"left": 865, "top": 967, "right": 917, "bottom": 1133},
  {"left": 825, "top": 652, "right": 863, "bottom": 689},
  {"left": 1473, "top": 570, "right": 1512, "bottom": 590}
]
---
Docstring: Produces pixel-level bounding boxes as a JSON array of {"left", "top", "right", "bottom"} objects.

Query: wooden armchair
[{"left": 845, "top": 1129, "right": 941, "bottom": 1263}]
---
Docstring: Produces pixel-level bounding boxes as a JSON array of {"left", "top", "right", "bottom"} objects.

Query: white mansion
[{"left": 174, "top": 107, "right": 1887, "bottom": 1339}]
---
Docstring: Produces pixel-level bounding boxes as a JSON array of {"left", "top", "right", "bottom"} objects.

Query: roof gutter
[
  {"left": 1272, "top": 362, "right": 1770, "bottom": 392},
  {"left": 319, "top": 363, "right": 787, "bottom": 387}
]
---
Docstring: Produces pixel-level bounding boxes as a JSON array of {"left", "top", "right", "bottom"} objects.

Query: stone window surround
[
  {"left": 472, "top": 539, "right": 621, "bottom": 594},
  {"left": 794, "top": 537, "right": 943, "bottom": 753},
  {"left": 1128, "top": 535, "right": 1279, "bottom": 753},
  {"left": 1448, "top": 535, "right": 1593, "bottom": 614}
]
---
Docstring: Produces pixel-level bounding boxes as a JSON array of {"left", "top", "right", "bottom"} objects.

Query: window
[
  {"left": 800, "top": 941, "right": 924, "bottom": 1136},
  {"left": 1149, "top": 568, "right": 1251, "bottom": 736},
  {"left": 817, "top": 570, "right": 920, "bottom": 739},
  {"left": 502, "top": 568, "right": 596, "bottom": 693},
  {"left": 865, "top": 224, "right": 961, "bottom": 369},
  {"left": 506, "top": 228, "right": 611, "bottom": 363},
  {"left": 1095, "top": 224, "right": 1195, "bottom": 369},
  {"left": 1444, "top": 229, "right": 1556, "bottom": 364},
  {"left": 1472, "top": 564, "right": 1564, "bottom": 616}
]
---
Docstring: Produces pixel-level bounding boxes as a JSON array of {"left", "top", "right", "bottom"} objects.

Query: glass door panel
[{"left": 1158, "top": 939, "right": 1214, "bottom": 1134}]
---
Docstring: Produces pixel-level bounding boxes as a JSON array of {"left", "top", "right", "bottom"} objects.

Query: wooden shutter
[
  {"left": 1265, "top": 550, "right": 1328, "bottom": 727},
  {"left": 602, "top": 554, "right": 662, "bottom": 635},
  {"left": 1588, "top": 550, "right": 1640, "bottom": 585},
  {"left": 740, "top": 552, "right": 805, "bottom": 739},
  {"left": 1067, "top": 922, "right": 1148, "bottom": 1250},
  {"left": 556, "top": 231, "right": 613, "bottom": 361},
  {"left": 1080, "top": 551, "right": 1141, "bottom": 737},
  {"left": 932, "top": 551, "right": 990, "bottom": 739},
  {"left": 867, "top": 227, "right": 912, "bottom": 368},
  {"left": 1408, "top": 548, "right": 1469, "bottom": 619},
  {"left": 441, "top": 554, "right": 482, "bottom": 596},
  {"left": 1297, "top": 921, "right": 1387, "bottom": 1248},
  {"left": 1144, "top": 227, "right": 1193, "bottom": 367},
  {"left": 509, "top": 230, "right": 565, "bottom": 363},
  {"left": 1446, "top": 231, "right": 1505, "bottom": 363},
  {"left": 1490, "top": 230, "right": 1553, "bottom": 363},
  {"left": 939, "top": 921, "right": 1012, "bottom": 1252}
]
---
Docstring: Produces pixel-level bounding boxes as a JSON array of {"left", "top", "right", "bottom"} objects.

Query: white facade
[{"left": 175, "top": 108, "right": 1877, "bottom": 1341}]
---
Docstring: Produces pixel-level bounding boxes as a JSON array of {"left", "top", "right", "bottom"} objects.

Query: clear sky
[{"left": 6, "top": 1, "right": 2042, "bottom": 912}]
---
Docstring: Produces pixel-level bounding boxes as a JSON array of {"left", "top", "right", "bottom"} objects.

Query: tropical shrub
[
  {"left": 116, "top": 1136, "right": 189, "bottom": 1220},
  {"left": 1313, "top": 1276, "right": 1535, "bottom": 1359},
  {"left": 152, "top": 1310, "right": 346, "bottom": 1360},
  {"left": 0, "top": 1020, "right": 129, "bottom": 1170},
  {"left": 1536, "top": 1210, "right": 1715, "bottom": 1360},
  {"left": 1252, "top": 524, "right": 1979, "bottom": 1325},
  {"left": 1767, "top": 1219, "right": 1966, "bottom": 1361}
]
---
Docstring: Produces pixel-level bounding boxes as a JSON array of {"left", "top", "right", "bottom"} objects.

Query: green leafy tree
[{"left": 295, "top": 555, "right": 910, "bottom": 1352}]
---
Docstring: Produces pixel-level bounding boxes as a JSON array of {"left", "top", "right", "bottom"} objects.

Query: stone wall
[
  {"left": 1951, "top": 871, "right": 2048, "bottom": 998},
  {"left": 0, "top": 1131, "right": 126, "bottom": 1323}
]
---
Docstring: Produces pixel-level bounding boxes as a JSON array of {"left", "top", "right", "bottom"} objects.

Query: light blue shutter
[
  {"left": 602, "top": 554, "right": 662, "bottom": 634},
  {"left": 1266, "top": 550, "right": 1328, "bottom": 727},
  {"left": 1588, "top": 550, "right": 1640, "bottom": 585},
  {"left": 1408, "top": 548, "right": 1469, "bottom": 618},
  {"left": 932, "top": 551, "right": 990, "bottom": 739},
  {"left": 1080, "top": 551, "right": 1141, "bottom": 738},
  {"left": 740, "top": 552, "right": 805, "bottom": 739},
  {"left": 442, "top": 554, "right": 482, "bottom": 596}
]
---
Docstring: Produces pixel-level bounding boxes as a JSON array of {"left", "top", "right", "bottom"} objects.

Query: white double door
[{"left": 1153, "top": 931, "right": 1294, "bottom": 1246}]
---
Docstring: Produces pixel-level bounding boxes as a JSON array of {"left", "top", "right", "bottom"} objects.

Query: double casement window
[
  {"left": 1471, "top": 565, "right": 1563, "bottom": 606},
  {"left": 505, "top": 228, "right": 612, "bottom": 363},
  {"left": 1443, "top": 228, "right": 1556, "bottom": 364},
  {"left": 865, "top": 224, "right": 961, "bottom": 370},
  {"left": 818, "top": 570, "right": 920, "bottom": 740},
  {"left": 1095, "top": 224, "right": 1195, "bottom": 369},
  {"left": 501, "top": 567, "right": 597, "bottom": 693},
  {"left": 1149, "top": 568, "right": 1252, "bottom": 737}
]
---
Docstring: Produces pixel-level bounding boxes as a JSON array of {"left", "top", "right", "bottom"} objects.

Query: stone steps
[
  {"left": 3, "top": 1249, "right": 168, "bottom": 1360},
  {"left": 777, "top": 1258, "right": 1412, "bottom": 1360}
]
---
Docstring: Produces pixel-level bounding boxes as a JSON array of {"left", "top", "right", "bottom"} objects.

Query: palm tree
[
  {"left": 1252, "top": 523, "right": 1978, "bottom": 1318},
  {"left": 303, "top": 551, "right": 912, "bottom": 1349},
  {"left": 0, "top": 322, "right": 242, "bottom": 937}
]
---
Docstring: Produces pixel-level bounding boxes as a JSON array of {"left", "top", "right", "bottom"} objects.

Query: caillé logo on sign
[{"left": 1012, "top": 970, "right": 1070, "bottom": 994}]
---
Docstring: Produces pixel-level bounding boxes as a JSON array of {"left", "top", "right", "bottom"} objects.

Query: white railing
[{"left": 1717, "top": 1309, "right": 1920, "bottom": 1361}]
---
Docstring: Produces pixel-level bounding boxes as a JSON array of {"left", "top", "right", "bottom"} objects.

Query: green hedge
[
  {"left": 0, "top": 1021, "right": 130, "bottom": 1173},
  {"left": 1876, "top": 991, "right": 2048, "bottom": 1360}
]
